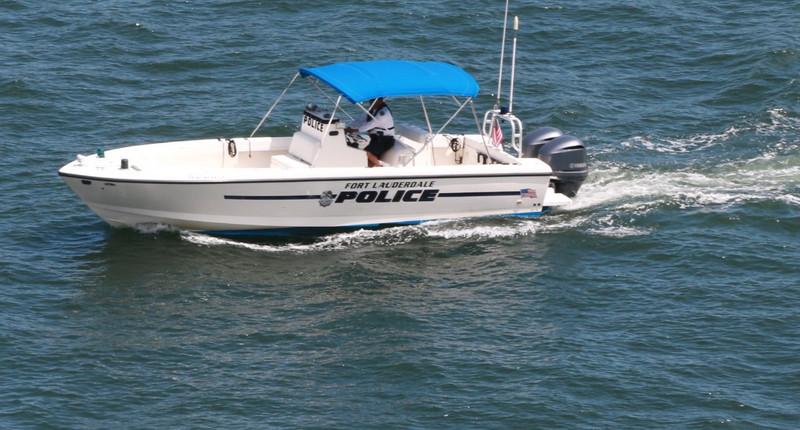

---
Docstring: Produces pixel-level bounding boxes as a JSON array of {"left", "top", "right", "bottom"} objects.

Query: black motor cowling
[{"left": 521, "top": 127, "right": 588, "bottom": 198}]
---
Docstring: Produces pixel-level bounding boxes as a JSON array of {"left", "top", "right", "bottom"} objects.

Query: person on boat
[{"left": 345, "top": 97, "right": 395, "bottom": 167}]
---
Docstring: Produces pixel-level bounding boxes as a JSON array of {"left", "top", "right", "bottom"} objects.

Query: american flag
[
  {"left": 490, "top": 116, "right": 503, "bottom": 147},
  {"left": 520, "top": 188, "right": 537, "bottom": 198}
]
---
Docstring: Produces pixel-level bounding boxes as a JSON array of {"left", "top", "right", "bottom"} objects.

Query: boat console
[
  {"left": 300, "top": 104, "right": 341, "bottom": 138},
  {"left": 273, "top": 104, "right": 366, "bottom": 169}
]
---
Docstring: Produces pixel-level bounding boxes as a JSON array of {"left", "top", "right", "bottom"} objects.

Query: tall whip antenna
[
  {"left": 509, "top": 16, "right": 519, "bottom": 113},
  {"left": 495, "top": 0, "right": 511, "bottom": 110}
]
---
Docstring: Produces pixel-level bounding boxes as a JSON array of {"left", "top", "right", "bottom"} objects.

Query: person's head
[{"left": 369, "top": 97, "right": 385, "bottom": 109}]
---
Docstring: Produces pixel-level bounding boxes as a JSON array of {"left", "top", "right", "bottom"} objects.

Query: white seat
[
  {"left": 288, "top": 132, "right": 320, "bottom": 164},
  {"left": 271, "top": 154, "right": 311, "bottom": 169},
  {"left": 380, "top": 141, "right": 416, "bottom": 166},
  {"left": 395, "top": 123, "right": 431, "bottom": 143}
]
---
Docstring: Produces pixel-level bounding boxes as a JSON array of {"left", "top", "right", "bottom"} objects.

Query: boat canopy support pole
[
  {"left": 352, "top": 98, "right": 382, "bottom": 123},
  {"left": 310, "top": 79, "right": 358, "bottom": 122},
  {"left": 405, "top": 97, "right": 474, "bottom": 166},
  {"left": 473, "top": 103, "right": 495, "bottom": 156},
  {"left": 321, "top": 95, "right": 344, "bottom": 146},
  {"left": 249, "top": 72, "right": 300, "bottom": 138},
  {"left": 420, "top": 96, "right": 433, "bottom": 134}
]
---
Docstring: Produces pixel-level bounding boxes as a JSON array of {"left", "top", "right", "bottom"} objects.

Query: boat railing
[
  {"left": 462, "top": 137, "right": 520, "bottom": 165},
  {"left": 482, "top": 109, "right": 523, "bottom": 156}
]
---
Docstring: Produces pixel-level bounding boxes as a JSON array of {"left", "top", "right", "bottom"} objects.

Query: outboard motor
[
  {"left": 522, "top": 127, "right": 588, "bottom": 198},
  {"left": 521, "top": 126, "right": 563, "bottom": 158}
]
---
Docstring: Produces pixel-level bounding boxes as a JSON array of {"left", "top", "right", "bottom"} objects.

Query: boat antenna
[
  {"left": 495, "top": 0, "right": 511, "bottom": 110},
  {"left": 508, "top": 16, "right": 519, "bottom": 113}
]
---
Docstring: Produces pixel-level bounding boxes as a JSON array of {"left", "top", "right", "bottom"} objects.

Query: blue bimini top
[{"left": 299, "top": 60, "right": 480, "bottom": 103}]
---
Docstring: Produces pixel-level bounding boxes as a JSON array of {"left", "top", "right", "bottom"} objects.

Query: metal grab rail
[{"left": 482, "top": 109, "right": 523, "bottom": 156}]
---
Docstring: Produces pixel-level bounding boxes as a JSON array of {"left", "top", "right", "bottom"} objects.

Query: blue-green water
[{"left": 2, "top": 1, "right": 799, "bottom": 428}]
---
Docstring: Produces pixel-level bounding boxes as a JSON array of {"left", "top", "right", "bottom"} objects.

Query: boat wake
[
  {"left": 545, "top": 108, "right": 799, "bottom": 236},
  {"left": 580, "top": 108, "right": 799, "bottom": 209},
  {"left": 178, "top": 218, "right": 545, "bottom": 253}
]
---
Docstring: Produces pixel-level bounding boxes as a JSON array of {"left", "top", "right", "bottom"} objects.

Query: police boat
[{"left": 59, "top": 58, "right": 588, "bottom": 235}]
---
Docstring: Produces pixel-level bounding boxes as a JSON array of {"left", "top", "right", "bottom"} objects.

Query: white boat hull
[{"left": 59, "top": 138, "right": 559, "bottom": 234}]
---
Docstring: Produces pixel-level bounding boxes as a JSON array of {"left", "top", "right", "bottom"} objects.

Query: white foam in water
[
  {"left": 585, "top": 214, "right": 652, "bottom": 237},
  {"left": 181, "top": 231, "right": 320, "bottom": 253},
  {"left": 179, "top": 218, "right": 545, "bottom": 253},
  {"left": 420, "top": 218, "right": 540, "bottom": 239},
  {"left": 584, "top": 117, "right": 799, "bottom": 211},
  {"left": 571, "top": 164, "right": 791, "bottom": 215},
  {"left": 783, "top": 194, "right": 800, "bottom": 206},
  {"left": 551, "top": 113, "right": 800, "bottom": 238},
  {"left": 622, "top": 126, "right": 743, "bottom": 153},
  {"left": 132, "top": 223, "right": 181, "bottom": 234},
  {"left": 766, "top": 108, "right": 800, "bottom": 132},
  {"left": 180, "top": 227, "right": 413, "bottom": 253}
]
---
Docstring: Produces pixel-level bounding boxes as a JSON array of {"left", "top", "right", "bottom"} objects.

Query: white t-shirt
[{"left": 350, "top": 105, "right": 394, "bottom": 137}]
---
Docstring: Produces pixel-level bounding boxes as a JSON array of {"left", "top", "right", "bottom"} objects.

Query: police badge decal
[{"left": 318, "top": 191, "right": 335, "bottom": 207}]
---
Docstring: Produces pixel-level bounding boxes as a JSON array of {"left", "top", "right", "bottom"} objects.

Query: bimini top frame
[{"left": 251, "top": 60, "right": 498, "bottom": 160}]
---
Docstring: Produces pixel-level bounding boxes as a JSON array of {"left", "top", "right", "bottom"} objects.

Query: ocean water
[{"left": 2, "top": 0, "right": 799, "bottom": 428}]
